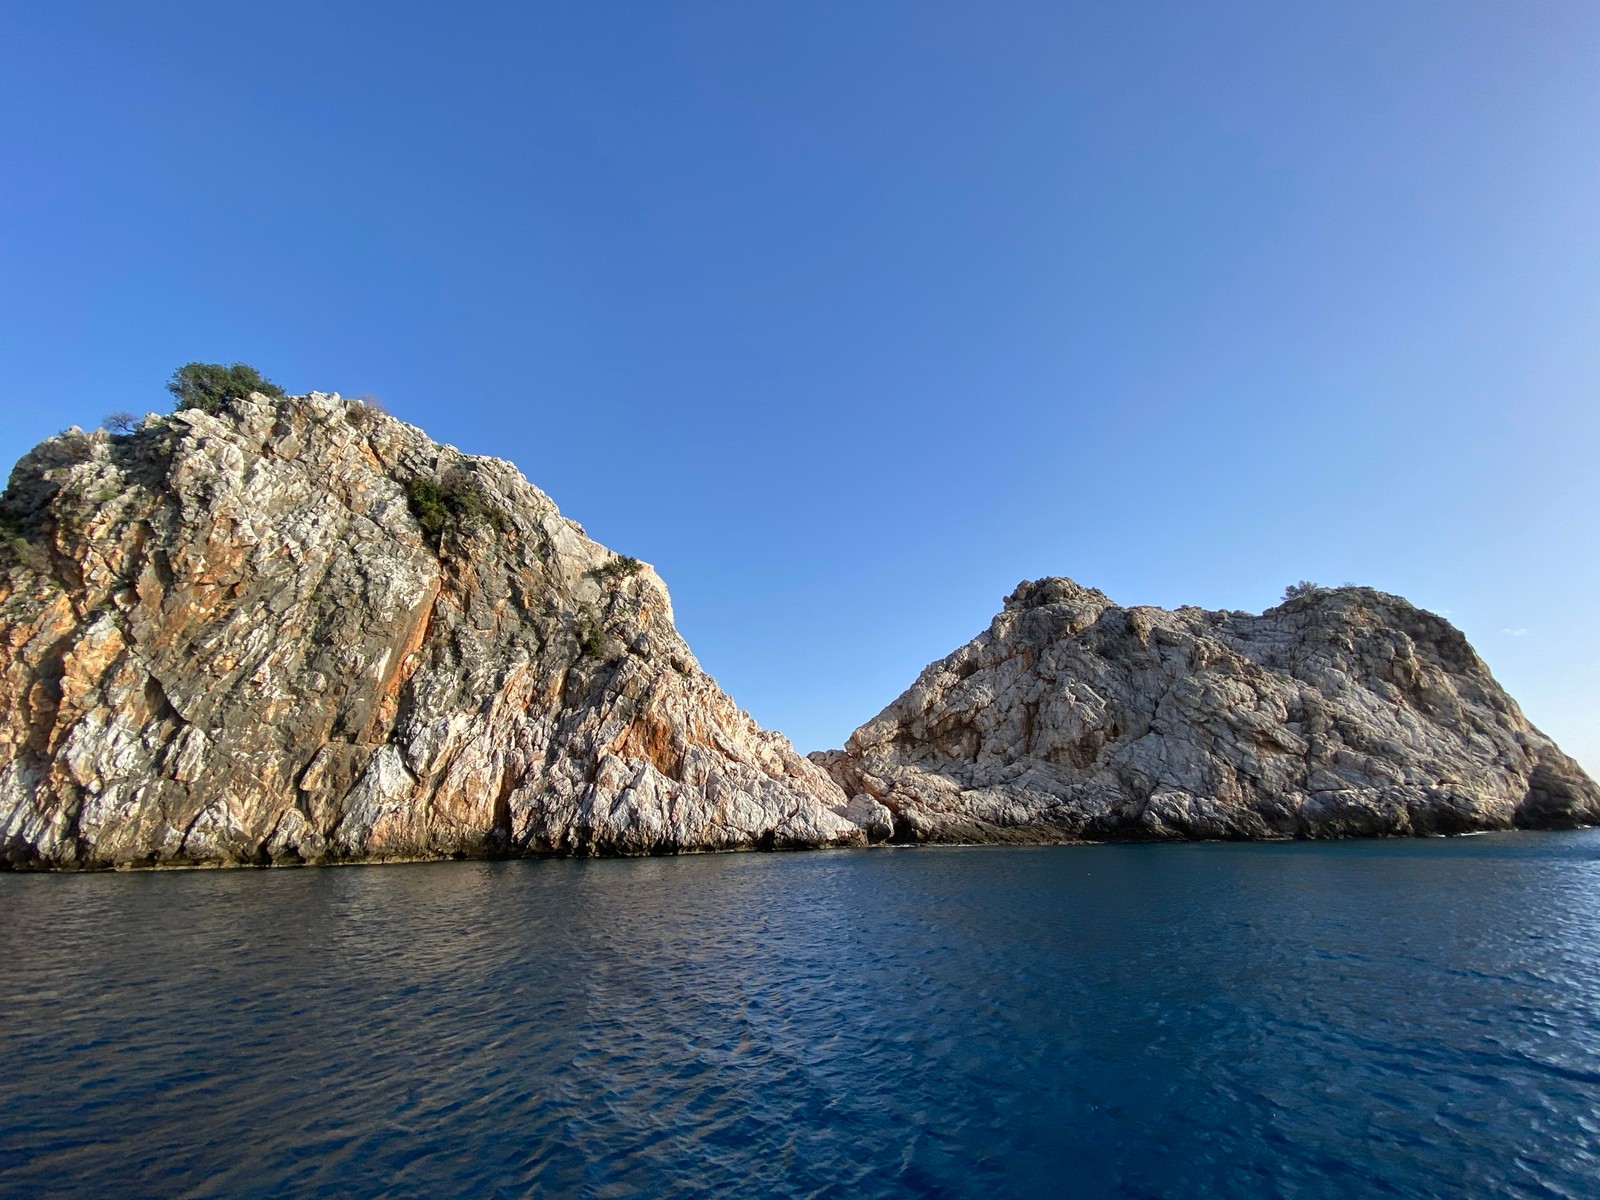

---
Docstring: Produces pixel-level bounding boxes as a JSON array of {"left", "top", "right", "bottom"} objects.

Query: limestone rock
[
  {"left": 814, "top": 577, "right": 1600, "bottom": 842},
  {"left": 0, "top": 393, "right": 860, "bottom": 867}
]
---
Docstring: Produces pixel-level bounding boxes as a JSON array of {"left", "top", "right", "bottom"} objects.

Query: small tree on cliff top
[{"left": 166, "top": 362, "right": 285, "bottom": 414}]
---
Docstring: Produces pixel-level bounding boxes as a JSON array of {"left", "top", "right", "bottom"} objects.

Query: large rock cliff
[
  {"left": 814, "top": 578, "right": 1599, "bottom": 842},
  {"left": 0, "top": 393, "right": 863, "bottom": 867}
]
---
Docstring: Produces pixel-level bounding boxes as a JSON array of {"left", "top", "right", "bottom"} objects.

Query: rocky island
[
  {"left": 2, "top": 390, "right": 1594, "bottom": 867},
  {"left": 813, "top": 577, "right": 1599, "bottom": 842}
]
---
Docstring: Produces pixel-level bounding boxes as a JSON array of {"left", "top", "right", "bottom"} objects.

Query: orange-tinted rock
[{"left": 0, "top": 394, "right": 861, "bottom": 867}]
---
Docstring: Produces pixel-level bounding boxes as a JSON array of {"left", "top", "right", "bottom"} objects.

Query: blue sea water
[{"left": 2, "top": 833, "right": 1599, "bottom": 1199}]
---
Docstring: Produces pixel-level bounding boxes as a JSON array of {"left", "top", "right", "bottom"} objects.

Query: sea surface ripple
[{"left": 3, "top": 832, "right": 1599, "bottom": 1198}]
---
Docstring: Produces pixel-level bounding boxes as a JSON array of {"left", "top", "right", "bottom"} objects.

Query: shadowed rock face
[
  {"left": 0, "top": 393, "right": 860, "bottom": 867},
  {"left": 814, "top": 578, "right": 1600, "bottom": 843}
]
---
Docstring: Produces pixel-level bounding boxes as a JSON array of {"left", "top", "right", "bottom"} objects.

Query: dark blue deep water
[{"left": 3, "top": 834, "right": 1600, "bottom": 1199}]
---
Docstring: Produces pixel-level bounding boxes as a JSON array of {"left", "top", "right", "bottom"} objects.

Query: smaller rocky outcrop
[{"left": 814, "top": 578, "right": 1599, "bottom": 842}]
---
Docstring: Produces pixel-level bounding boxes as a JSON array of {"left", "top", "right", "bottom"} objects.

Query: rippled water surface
[{"left": 4, "top": 834, "right": 1600, "bottom": 1199}]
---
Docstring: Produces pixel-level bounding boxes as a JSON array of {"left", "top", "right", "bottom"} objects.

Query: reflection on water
[{"left": 2, "top": 833, "right": 1599, "bottom": 1198}]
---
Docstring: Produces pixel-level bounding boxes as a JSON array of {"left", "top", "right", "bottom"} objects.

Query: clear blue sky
[{"left": 3, "top": 2, "right": 1597, "bottom": 770}]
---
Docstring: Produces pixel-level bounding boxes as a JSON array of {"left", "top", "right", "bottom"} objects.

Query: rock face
[
  {"left": 0, "top": 393, "right": 862, "bottom": 867},
  {"left": 814, "top": 578, "right": 1600, "bottom": 842}
]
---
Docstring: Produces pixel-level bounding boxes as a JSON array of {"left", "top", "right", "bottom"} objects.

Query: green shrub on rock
[
  {"left": 579, "top": 621, "right": 608, "bottom": 658},
  {"left": 405, "top": 469, "right": 510, "bottom": 547},
  {"left": 406, "top": 477, "right": 451, "bottom": 540},
  {"left": 594, "top": 555, "right": 643, "bottom": 583},
  {"left": 166, "top": 362, "right": 285, "bottom": 414}
]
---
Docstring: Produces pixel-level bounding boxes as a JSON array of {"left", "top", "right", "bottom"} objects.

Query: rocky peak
[{"left": 1001, "top": 576, "right": 1112, "bottom": 613}]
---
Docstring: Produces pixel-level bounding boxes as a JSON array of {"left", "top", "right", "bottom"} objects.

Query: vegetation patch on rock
[
  {"left": 593, "top": 555, "right": 643, "bottom": 584},
  {"left": 166, "top": 362, "right": 286, "bottom": 414},
  {"left": 404, "top": 469, "right": 510, "bottom": 547}
]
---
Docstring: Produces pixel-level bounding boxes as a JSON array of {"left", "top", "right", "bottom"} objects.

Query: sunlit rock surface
[
  {"left": 0, "top": 393, "right": 859, "bottom": 867},
  {"left": 814, "top": 578, "right": 1600, "bottom": 843}
]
